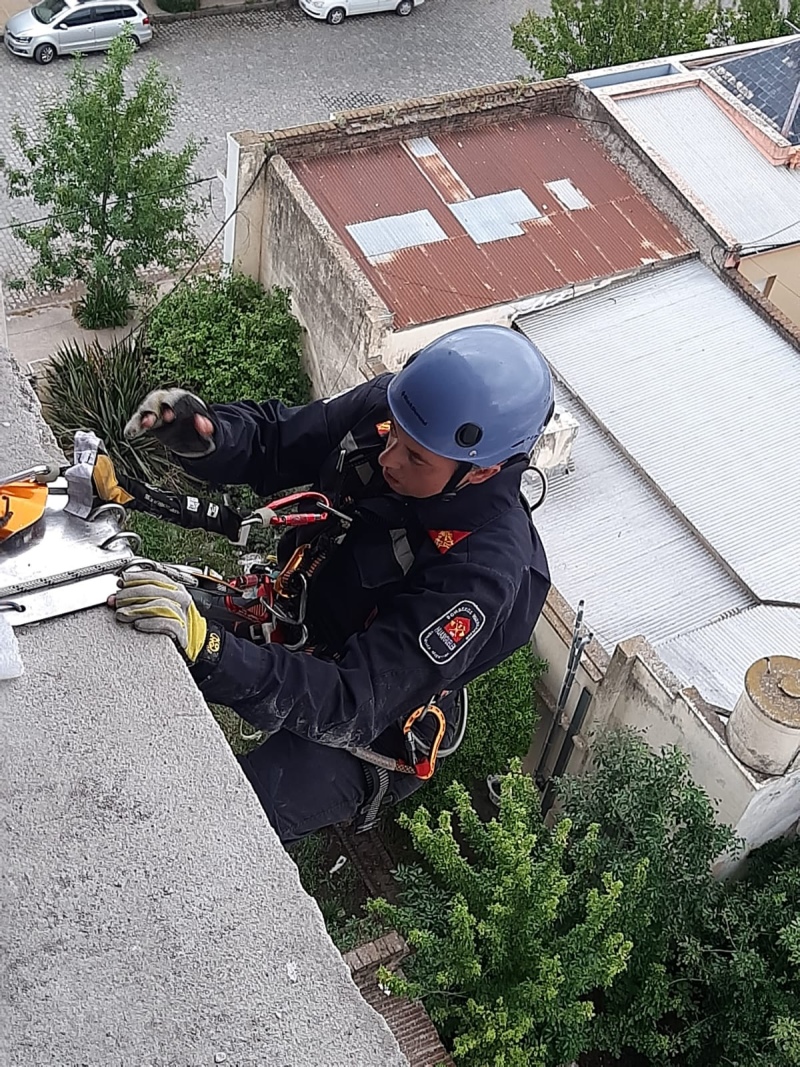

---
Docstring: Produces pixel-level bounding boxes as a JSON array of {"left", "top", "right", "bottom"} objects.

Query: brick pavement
[{"left": 0, "top": 0, "right": 539, "bottom": 309}]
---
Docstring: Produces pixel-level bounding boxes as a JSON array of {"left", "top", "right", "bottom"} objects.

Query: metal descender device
[{"left": 0, "top": 464, "right": 140, "bottom": 627}]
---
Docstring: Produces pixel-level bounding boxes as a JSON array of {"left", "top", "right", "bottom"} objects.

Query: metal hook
[
  {"left": 100, "top": 531, "right": 142, "bottom": 552},
  {"left": 0, "top": 601, "right": 25, "bottom": 613},
  {"left": 89, "top": 503, "right": 126, "bottom": 524}
]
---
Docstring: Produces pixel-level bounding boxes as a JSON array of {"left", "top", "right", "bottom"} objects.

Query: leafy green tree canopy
[{"left": 0, "top": 32, "right": 203, "bottom": 328}]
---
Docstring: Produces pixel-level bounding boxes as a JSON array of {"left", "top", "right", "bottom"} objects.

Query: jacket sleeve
[
  {"left": 192, "top": 561, "right": 518, "bottom": 749},
  {"left": 177, "top": 377, "right": 386, "bottom": 496}
]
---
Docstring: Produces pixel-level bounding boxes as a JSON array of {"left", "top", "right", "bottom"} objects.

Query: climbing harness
[{"left": 2, "top": 433, "right": 469, "bottom": 827}]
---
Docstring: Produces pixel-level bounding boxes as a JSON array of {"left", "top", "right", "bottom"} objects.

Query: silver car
[{"left": 4, "top": 0, "right": 152, "bottom": 65}]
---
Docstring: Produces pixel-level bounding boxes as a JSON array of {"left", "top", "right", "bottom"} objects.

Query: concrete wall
[
  {"left": 528, "top": 606, "right": 800, "bottom": 870},
  {"left": 0, "top": 345, "right": 408, "bottom": 1066},
  {"left": 260, "top": 154, "right": 393, "bottom": 395},
  {"left": 738, "top": 245, "right": 800, "bottom": 329},
  {"left": 225, "top": 133, "right": 392, "bottom": 396}
]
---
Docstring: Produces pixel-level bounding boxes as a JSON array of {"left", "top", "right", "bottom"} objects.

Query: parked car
[
  {"left": 299, "top": 0, "right": 423, "bottom": 25},
  {"left": 3, "top": 0, "right": 152, "bottom": 64}
]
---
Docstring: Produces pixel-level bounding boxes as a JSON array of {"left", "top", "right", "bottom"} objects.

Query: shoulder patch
[
  {"left": 419, "top": 601, "right": 486, "bottom": 664},
  {"left": 375, "top": 420, "right": 392, "bottom": 437}
]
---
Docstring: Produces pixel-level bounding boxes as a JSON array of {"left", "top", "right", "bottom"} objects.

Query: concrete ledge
[
  {"left": 0, "top": 345, "right": 407, "bottom": 1066},
  {"left": 146, "top": 0, "right": 292, "bottom": 24}
]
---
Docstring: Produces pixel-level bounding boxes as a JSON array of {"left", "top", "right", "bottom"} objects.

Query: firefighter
[{"left": 114, "top": 325, "right": 554, "bottom": 843}]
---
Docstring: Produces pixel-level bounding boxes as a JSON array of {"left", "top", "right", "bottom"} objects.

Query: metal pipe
[
  {"left": 535, "top": 600, "right": 589, "bottom": 786},
  {"left": 541, "top": 686, "right": 593, "bottom": 816}
]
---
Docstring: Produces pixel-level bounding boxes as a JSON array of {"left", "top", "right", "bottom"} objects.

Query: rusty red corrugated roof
[{"left": 289, "top": 115, "right": 693, "bottom": 328}]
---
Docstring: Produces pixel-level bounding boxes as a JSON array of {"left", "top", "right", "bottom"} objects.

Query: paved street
[{"left": 0, "top": 0, "right": 538, "bottom": 306}]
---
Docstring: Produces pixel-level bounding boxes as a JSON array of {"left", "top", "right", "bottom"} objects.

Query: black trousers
[{"left": 237, "top": 730, "right": 370, "bottom": 844}]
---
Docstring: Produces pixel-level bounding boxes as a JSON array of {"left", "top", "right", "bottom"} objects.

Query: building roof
[
  {"left": 708, "top": 38, "right": 800, "bottom": 146},
  {"left": 289, "top": 115, "right": 691, "bottom": 328},
  {"left": 518, "top": 258, "right": 800, "bottom": 710},
  {"left": 614, "top": 84, "right": 800, "bottom": 248}
]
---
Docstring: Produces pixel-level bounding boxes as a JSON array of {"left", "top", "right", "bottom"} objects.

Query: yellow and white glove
[{"left": 113, "top": 569, "right": 208, "bottom": 664}]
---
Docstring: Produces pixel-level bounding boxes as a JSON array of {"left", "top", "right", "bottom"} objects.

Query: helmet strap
[{"left": 440, "top": 461, "right": 476, "bottom": 500}]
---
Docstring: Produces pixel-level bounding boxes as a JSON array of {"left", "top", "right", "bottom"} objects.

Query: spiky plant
[{"left": 41, "top": 333, "right": 181, "bottom": 488}]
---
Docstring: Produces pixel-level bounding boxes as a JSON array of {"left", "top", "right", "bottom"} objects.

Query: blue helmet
[{"left": 386, "top": 325, "right": 554, "bottom": 468}]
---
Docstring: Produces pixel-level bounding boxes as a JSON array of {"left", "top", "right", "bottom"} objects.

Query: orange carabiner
[
  {"left": 274, "top": 544, "right": 309, "bottom": 596},
  {"left": 403, "top": 702, "right": 447, "bottom": 781}
]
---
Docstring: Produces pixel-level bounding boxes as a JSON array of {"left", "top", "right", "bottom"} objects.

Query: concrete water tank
[{"left": 726, "top": 656, "right": 800, "bottom": 776}]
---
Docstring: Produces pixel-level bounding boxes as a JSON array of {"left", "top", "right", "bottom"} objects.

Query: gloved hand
[
  {"left": 112, "top": 569, "right": 208, "bottom": 664},
  {"left": 124, "top": 388, "right": 216, "bottom": 459}
]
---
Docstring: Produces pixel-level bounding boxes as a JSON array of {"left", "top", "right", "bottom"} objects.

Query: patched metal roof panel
[
  {"left": 518, "top": 259, "right": 800, "bottom": 605},
  {"left": 346, "top": 210, "right": 447, "bottom": 259},
  {"left": 406, "top": 137, "right": 438, "bottom": 157},
  {"left": 616, "top": 86, "right": 800, "bottom": 246},
  {"left": 449, "top": 189, "right": 542, "bottom": 244},
  {"left": 545, "top": 178, "right": 591, "bottom": 210},
  {"left": 657, "top": 606, "right": 800, "bottom": 710}
]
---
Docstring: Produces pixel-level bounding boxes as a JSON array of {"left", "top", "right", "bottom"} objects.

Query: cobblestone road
[{"left": 0, "top": 0, "right": 538, "bottom": 305}]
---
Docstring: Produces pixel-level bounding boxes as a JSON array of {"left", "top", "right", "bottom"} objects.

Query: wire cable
[
  {"left": 122, "top": 152, "right": 270, "bottom": 343},
  {"left": 0, "top": 175, "right": 217, "bottom": 233}
]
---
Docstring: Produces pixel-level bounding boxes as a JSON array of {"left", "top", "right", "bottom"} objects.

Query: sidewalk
[
  {"left": 6, "top": 298, "right": 132, "bottom": 382},
  {"left": 4, "top": 276, "right": 176, "bottom": 382},
  {"left": 141, "top": 0, "right": 292, "bottom": 23}
]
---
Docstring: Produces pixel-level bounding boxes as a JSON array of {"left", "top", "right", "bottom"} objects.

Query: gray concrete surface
[
  {"left": 0, "top": 0, "right": 538, "bottom": 308},
  {"left": 0, "top": 345, "right": 407, "bottom": 1065}
]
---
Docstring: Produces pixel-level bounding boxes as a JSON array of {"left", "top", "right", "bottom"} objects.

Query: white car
[
  {"left": 4, "top": 0, "right": 152, "bottom": 64},
  {"left": 299, "top": 0, "right": 423, "bottom": 24}
]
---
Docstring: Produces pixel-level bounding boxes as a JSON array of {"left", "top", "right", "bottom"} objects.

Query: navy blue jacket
[{"left": 183, "top": 375, "right": 550, "bottom": 754}]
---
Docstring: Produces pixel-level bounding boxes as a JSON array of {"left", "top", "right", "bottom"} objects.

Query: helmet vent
[{"left": 455, "top": 423, "right": 483, "bottom": 448}]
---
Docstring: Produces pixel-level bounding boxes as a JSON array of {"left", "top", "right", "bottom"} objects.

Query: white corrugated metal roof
[
  {"left": 519, "top": 258, "right": 800, "bottom": 709},
  {"left": 615, "top": 86, "right": 800, "bottom": 246},
  {"left": 545, "top": 179, "right": 591, "bottom": 210},
  {"left": 523, "top": 390, "right": 751, "bottom": 651},
  {"left": 657, "top": 607, "right": 800, "bottom": 709}
]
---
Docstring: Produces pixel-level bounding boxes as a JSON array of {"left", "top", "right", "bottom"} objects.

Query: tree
[
  {"left": 678, "top": 836, "right": 800, "bottom": 1067},
  {"left": 512, "top": 0, "right": 716, "bottom": 79},
  {"left": 370, "top": 767, "right": 636, "bottom": 1067},
  {"left": 556, "top": 729, "right": 739, "bottom": 1063},
  {"left": 511, "top": 0, "right": 799, "bottom": 80},
  {"left": 718, "top": 0, "right": 800, "bottom": 45},
  {"left": 0, "top": 32, "right": 203, "bottom": 329}
]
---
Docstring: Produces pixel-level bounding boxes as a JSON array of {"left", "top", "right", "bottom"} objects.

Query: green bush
[
  {"left": 381, "top": 730, "right": 800, "bottom": 1067},
  {"left": 372, "top": 769, "right": 635, "bottom": 1067},
  {"left": 144, "top": 274, "right": 310, "bottom": 407},
  {"left": 557, "top": 729, "right": 739, "bottom": 1063},
  {"left": 156, "top": 0, "right": 198, "bottom": 12},
  {"left": 41, "top": 335, "right": 178, "bottom": 488},
  {"left": 413, "top": 644, "right": 545, "bottom": 815}
]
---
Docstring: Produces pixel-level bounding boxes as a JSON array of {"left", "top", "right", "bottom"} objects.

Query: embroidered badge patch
[
  {"left": 428, "top": 529, "right": 470, "bottom": 554},
  {"left": 375, "top": 420, "right": 392, "bottom": 437},
  {"left": 419, "top": 601, "right": 486, "bottom": 664}
]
